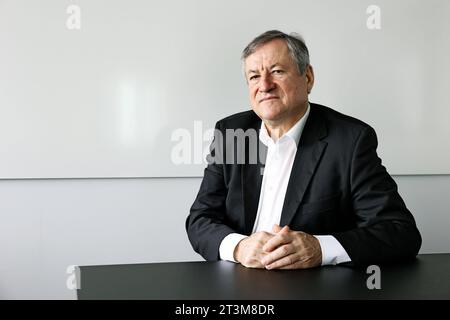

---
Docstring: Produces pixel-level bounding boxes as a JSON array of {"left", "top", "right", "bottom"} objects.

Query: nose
[{"left": 259, "top": 73, "right": 275, "bottom": 92}]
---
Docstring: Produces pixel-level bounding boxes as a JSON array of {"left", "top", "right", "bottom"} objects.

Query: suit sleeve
[
  {"left": 332, "top": 126, "right": 422, "bottom": 266},
  {"left": 185, "top": 121, "right": 236, "bottom": 261}
]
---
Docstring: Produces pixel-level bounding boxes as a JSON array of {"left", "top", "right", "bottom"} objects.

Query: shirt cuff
[
  {"left": 219, "top": 233, "right": 248, "bottom": 263},
  {"left": 314, "top": 235, "right": 352, "bottom": 266}
]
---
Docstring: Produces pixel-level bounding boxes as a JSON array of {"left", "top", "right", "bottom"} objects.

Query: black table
[{"left": 77, "top": 254, "right": 450, "bottom": 300}]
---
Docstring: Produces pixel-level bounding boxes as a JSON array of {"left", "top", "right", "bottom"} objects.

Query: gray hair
[{"left": 241, "top": 30, "right": 310, "bottom": 75}]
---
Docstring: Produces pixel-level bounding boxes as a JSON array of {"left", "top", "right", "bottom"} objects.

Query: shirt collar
[{"left": 259, "top": 102, "right": 311, "bottom": 147}]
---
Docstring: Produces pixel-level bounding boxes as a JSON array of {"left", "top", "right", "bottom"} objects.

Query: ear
[{"left": 305, "top": 65, "right": 315, "bottom": 94}]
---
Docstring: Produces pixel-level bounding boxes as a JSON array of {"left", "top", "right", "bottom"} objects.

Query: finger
[
  {"left": 265, "top": 252, "right": 300, "bottom": 270},
  {"left": 243, "top": 256, "right": 267, "bottom": 269},
  {"left": 253, "top": 231, "right": 276, "bottom": 243},
  {"left": 263, "top": 234, "right": 290, "bottom": 253},
  {"left": 277, "top": 256, "right": 313, "bottom": 270},
  {"left": 276, "top": 225, "right": 290, "bottom": 234},
  {"left": 263, "top": 228, "right": 291, "bottom": 252},
  {"left": 272, "top": 224, "right": 282, "bottom": 233},
  {"left": 261, "top": 244, "right": 293, "bottom": 266}
]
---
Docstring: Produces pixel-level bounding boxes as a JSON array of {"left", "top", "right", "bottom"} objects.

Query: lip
[{"left": 259, "top": 96, "right": 278, "bottom": 103}]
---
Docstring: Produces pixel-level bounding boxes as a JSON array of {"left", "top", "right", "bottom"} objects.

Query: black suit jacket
[{"left": 186, "top": 103, "right": 421, "bottom": 266}]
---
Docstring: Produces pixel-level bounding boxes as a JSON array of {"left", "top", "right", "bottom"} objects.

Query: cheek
[
  {"left": 249, "top": 88, "right": 258, "bottom": 102},
  {"left": 288, "top": 84, "right": 305, "bottom": 99}
]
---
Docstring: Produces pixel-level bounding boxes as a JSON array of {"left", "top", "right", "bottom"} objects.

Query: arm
[
  {"left": 332, "top": 126, "right": 422, "bottom": 266},
  {"left": 185, "top": 122, "right": 235, "bottom": 261}
]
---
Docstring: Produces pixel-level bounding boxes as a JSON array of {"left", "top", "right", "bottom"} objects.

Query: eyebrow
[{"left": 247, "top": 64, "right": 281, "bottom": 75}]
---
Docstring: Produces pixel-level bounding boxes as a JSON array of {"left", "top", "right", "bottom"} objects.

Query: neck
[{"left": 264, "top": 104, "right": 308, "bottom": 141}]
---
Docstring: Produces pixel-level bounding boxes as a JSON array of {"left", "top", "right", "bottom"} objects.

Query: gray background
[
  {"left": 0, "top": 0, "right": 449, "bottom": 299},
  {"left": 1, "top": 0, "right": 450, "bottom": 178}
]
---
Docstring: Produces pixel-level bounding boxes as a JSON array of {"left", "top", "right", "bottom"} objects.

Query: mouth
[{"left": 259, "top": 96, "right": 278, "bottom": 103}]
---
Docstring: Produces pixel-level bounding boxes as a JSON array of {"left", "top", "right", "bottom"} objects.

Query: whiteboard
[{"left": 1, "top": 0, "right": 449, "bottom": 178}]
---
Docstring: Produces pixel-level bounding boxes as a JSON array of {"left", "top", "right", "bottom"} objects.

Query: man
[{"left": 186, "top": 30, "right": 421, "bottom": 269}]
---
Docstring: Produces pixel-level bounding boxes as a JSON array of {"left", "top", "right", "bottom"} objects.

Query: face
[{"left": 244, "top": 39, "right": 314, "bottom": 127}]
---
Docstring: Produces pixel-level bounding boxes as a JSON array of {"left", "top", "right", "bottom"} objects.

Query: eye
[
  {"left": 249, "top": 75, "right": 260, "bottom": 81},
  {"left": 272, "top": 69, "right": 284, "bottom": 74}
]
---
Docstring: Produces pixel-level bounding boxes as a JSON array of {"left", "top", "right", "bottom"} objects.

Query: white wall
[
  {"left": 0, "top": 175, "right": 448, "bottom": 299},
  {"left": 2, "top": 0, "right": 450, "bottom": 178}
]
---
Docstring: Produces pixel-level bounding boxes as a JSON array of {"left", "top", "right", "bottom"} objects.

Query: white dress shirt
[{"left": 219, "top": 103, "right": 351, "bottom": 266}]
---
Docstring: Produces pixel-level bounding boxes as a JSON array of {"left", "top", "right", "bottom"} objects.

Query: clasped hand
[{"left": 233, "top": 224, "right": 322, "bottom": 270}]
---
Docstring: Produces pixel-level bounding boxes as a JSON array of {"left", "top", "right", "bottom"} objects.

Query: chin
[
  {"left": 259, "top": 112, "right": 283, "bottom": 123},
  {"left": 256, "top": 107, "right": 282, "bottom": 122}
]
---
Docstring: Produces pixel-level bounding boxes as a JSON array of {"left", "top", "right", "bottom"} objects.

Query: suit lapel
[
  {"left": 280, "top": 105, "right": 328, "bottom": 227},
  {"left": 242, "top": 119, "right": 266, "bottom": 235},
  {"left": 242, "top": 157, "right": 263, "bottom": 235},
  {"left": 241, "top": 104, "right": 328, "bottom": 233}
]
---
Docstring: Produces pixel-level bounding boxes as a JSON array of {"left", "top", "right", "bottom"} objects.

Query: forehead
[{"left": 244, "top": 39, "right": 293, "bottom": 71}]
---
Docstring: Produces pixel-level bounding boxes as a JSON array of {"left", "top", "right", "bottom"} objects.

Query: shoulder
[
  {"left": 311, "top": 102, "right": 375, "bottom": 132},
  {"left": 215, "top": 110, "right": 261, "bottom": 130},
  {"left": 311, "top": 103, "right": 370, "bottom": 129},
  {"left": 310, "top": 103, "right": 378, "bottom": 146}
]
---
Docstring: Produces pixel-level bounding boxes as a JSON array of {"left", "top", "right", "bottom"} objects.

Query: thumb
[
  {"left": 280, "top": 225, "right": 290, "bottom": 233},
  {"left": 273, "top": 225, "right": 291, "bottom": 233},
  {"left": 272, "top": 224, "right": 282, "bottom": 233}
]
